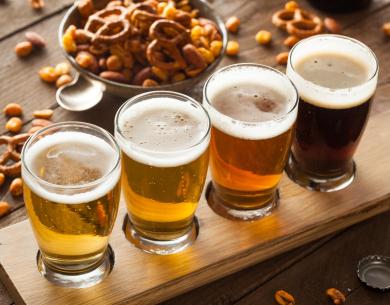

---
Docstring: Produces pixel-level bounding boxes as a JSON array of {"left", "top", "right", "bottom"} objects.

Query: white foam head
[
  {"left": 203, "top": 64, "right": 298, "bottom": 140},
  {"left": 115, "top": 92, "right": 210, "bottom": 167},
  {"left": 287, "top": 35, "right": 378, "bottom": 109},
  {"left": 22, "top": 131, "right": 121, "bottom": 204}
]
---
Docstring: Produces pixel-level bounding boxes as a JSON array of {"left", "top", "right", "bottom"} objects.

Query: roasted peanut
[
  {"left": 284, "top": 35, "right": 300, "bottom": 48},
  {"left": 78, "top": 0, "right": 94, "bottom": 18},
  {"left": 10, "top": 178, "right": 23, "bottom": 197},
  {"left": 225, "top": 16, "right": 240, "bottom": 33},
  {"left": 383, "top": 22, "right": 390, "bottom": 36},
  {"left": 15, "top": 41, "right": 33, "bottom": 57},
  {"left": 32, "top": 119, "right": 53, "bottom": 127},
  {"left": 132, "top": 67, "right": 153, "bottom": 86},
  {"left": 255, "top": 30, "right": 272, "bottom": 45},
  {"left": 285, "top": 1, "right": 299, "bottom": 11},
  {"left": 0, "top": 202, "right": 10, "bottom": 218},
  {"left": 171, "top": 72, "right": 186, "bottom": 82},
  {"left": 5, "top": 117, "right": 23, "bottom": 133},
  {"left": 142, "top": 79, "right": 159, "bottom": 87},
  {"left": 182, "top": 44, "right": 207, "bottom": 69},
  {"left": 276, "top": 52, "right": 289, "bottom": 65},
  {"left": 162, "top": 5, "right": 176, "bottom": 19},
  {"left": 152, "top": 66, "right": 169, "bottom": 81},
  {"left": 324, "top": 17, "right": 342, "bottom": 34},
  {"left": 0, "top": 173, "right": 5, "bottom": 186},
  {"left": 55, "top": 62, "right": 71, "bottom": 76},
  {"left": 210, "top": 40, "right": 223, "bottom": 57},
  {"left": 25, "top": 31, "right": 46, "bottom": 48},
  {"left": 326, "top": 288, "right": 346, "bottom": 304},
  {"left": 39, "top": 66, "right": 58, "bottom": 83},
  {"left": 226, "top": 41, "right": 240, "bottom": 56},
  {"left": 75, "top": 51, "right": 96, "bottom": 70},
  {"left": 190, "top": 25, "right": 204, "bottom": 41},
  {"left": 3, "top": 103, "right": 23, "bottom": 116},
  {"left": 56, "top": 74, "right": 73, "bottom": 88},
  {"left": 106, "top": 55, "right": 123, "bottom": 71},
  {"left": 62, "top": 25, "right": 77, "bottom": 53},
  {"left": 29, "top": 0, "right": 44, "bottom": 10},
  {"left": 275, "top": 290, "right": 295, "bottom": 305},
  {"left": 33, "top": 109, "right": 53, "bottom": 119},
  {"left": 99, "top": 71, "right": 128, "bottom": 83}
]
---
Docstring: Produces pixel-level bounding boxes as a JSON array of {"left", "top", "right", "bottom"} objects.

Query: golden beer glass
[
  {"left": 115, "top": 91, "right": 210, "bottom": 254},
  {"left": 22, "top": 122, "right": 121, "bottom": 288},
  {"left": 203, "top": 63, "right": 298, "bottom": 220}
]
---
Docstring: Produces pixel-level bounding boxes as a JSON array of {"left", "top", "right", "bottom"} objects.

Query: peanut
[
  {"left": 152, "top": 66, "right": 169, "bottom": 82},
  {"left": 197, "top": 47, "right": 215, "bottom": 64},
  {"left": 25, "top": 31, "right": 46, "bottom": 48},
  {"left": 33, "top": 109, "right": 53, "bottom": 119},
  {"left": 210, "top": 40, "right": 223, "bottom": 57},
  {"left": 99, "top": 71, "right": 128, "bottom": 83},
  {"left": 226, "top": 41, "right": 240, "bottom": 56},
  {"left": 225, "top": 16, "right": 240, "bottom": 33},
  {"left": 15, "top": 41, "right": 33, "bottom": 57},
  {"left": 275, "top": 290, "right": 295, "bottom": 305},
  {"left": 0, "top": 202, "right": 10, "bottom": 218},
  {"left": 326, "top": 288, "right": 346, "bottom": 304},
  {"left": 324, "top": 17, "right": 342, "bottom": 34},
  {"left": 56, "top": 74, "right": 73, "bottom": 88},
  {"left": 383, "top": 22, "right": 390, "bottom": 36},
  {"left": 29, "top": 0, "right": 44, "bottom": 10},
  {"left": 276, "top": 52, "right": 289, "bottom": 65},
  {"left": 284, "top": 35, "right": 300, "bottom": 48},
  {"left": 54, "top": 62, "right": 71, "bottom": 76},
  {"left": 255, "top": 30, "right": 272, "bottom": 45},
  {"left": 142, "top": 79, "right": 159, "bottom": 87},
  {"left": 10, "top": 178, "right": 23, "bottom": 197},
  {"left": 32, "top": 119, "right": 52, "bottom": 127},
  {"left": 39, "top": 66, "right": 59, "bottom": 83},
  {"left": 3, "top": 103, "right": 23, "bottom": 116},
  {"left": 0, "top": 173, "right": 5, "bottom": 186},
  {"left": 5, "top": 117, "right": 23, "bottom": 133},
  {"left": 285, "top": 1, "right": 299, "bottom": 11},
  {"left": 106, "top": 55, "right": 123, "bottom": 71}
]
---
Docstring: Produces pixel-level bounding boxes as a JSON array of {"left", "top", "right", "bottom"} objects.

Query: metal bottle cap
[{"left": 357, "top": 255, "right": 390, "bottom": 292}]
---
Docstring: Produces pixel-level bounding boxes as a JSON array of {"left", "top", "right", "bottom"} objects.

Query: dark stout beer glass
[{"left": 286, "top": 35, "right": 378, "bottom": 192}]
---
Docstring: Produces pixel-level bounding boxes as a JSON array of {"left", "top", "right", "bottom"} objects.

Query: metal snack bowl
[{"left": 57, "top": 0, "right": 227, "bottom": 111}]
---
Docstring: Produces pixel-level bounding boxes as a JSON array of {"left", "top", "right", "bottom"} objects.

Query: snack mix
[{"left": 63, "top": 0, "right": 224, "bottom": 87}]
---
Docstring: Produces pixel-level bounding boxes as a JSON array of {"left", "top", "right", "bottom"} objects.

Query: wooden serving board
[{"left": 1, "top": 110, "right": 390, "bottom": 305}]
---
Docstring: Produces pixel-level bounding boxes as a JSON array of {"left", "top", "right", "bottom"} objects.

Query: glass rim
[
  {"left": 21, "top": 121, "right": 121, "bottom": 190},
  {"left": 203, "top": 63, "right": 299, "bottom": 126},
  {"left": 114, "top": 90, "right": 211, "bottom": 155},
  {"left": 288, "top": 34, "right": 379, "bottom": 91}
]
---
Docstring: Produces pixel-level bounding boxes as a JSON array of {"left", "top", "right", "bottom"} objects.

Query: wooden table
[{"left": 1, "top": 0, "right": 390, "bottom": 304}]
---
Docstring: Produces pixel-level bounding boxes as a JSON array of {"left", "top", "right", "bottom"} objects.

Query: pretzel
[
  {"left": 83, "top": 6, "right": 131, "bottom": 44},
  {"left": 149, "top": 20, "right": 190, "bottom": 47},
  {"left": 146, "top": 39, "right": 187, "bottom": 71},
  {"left": 128, "top": 3, "right": 161, "bottom": 34},
  {"left": 272, "top": 8, "right": 323, "bottom": 38},
  {"left": 0, "top": 133, "right": 29, "bottom": 177}
]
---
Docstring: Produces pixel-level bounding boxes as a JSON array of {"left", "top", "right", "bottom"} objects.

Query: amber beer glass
[
  {"left": 203, "top": 64, "right": 298, "bottom": 220},
  {"left": 21, "top": 122, "right": 121, "bottom": 288},
  {"left": 115, "top": 91, "right": 210, "bottom": 254},
  {"left": 286, "top": 35, "right": 379, "bottom": 191}
]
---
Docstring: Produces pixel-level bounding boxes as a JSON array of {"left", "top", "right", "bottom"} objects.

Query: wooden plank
[
  {"left": 1, "top": 108, "right": 390, "bottom": 305},
  {"left": 233, "top": 209, "right": 390, "bottom": 305},
  {"left": 0, "top": 0, "right": 73, "bottom": 40}
]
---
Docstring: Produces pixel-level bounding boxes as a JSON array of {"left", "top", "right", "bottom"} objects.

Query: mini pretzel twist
[
  {"left": 129, "top": 3, "right": 161, "bottom": 34},
  {"left": 272, "top": 8, "right": 323, "bottom": 38},
  {"left": 0, "top": 133, "right": 30, "bottom": 177},
  {"left": 150, "top": 19, "right": 190, "bottom": 46},
  {"left": 83, "top": 6, "right": 131, "bottom": 44}
]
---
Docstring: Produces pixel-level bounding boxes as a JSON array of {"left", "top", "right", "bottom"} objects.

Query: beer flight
[{"left": 20, "top": 34, "right": 378, "bottom": 288}]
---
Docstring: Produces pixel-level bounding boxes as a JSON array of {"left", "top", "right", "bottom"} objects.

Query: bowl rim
[{"left": 58, "top": 0, "right": 228, "bottom": 90}]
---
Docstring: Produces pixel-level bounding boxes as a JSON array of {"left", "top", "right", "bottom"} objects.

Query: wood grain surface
[{"left": 1, "top": 0, "right": 390, "bottom": 304}]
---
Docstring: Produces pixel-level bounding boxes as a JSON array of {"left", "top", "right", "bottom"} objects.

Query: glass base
[
  {"left": 286, "top": 156, "right": 356, "bottom": 192},
  {"left": 206, "top": 183, "right": 279, "bottom": 221},
  {"left": 36, "top": 245, "right": 115, "bottom": 288},
  {"left": 123, "top": 215, "right": 199, "bottom": 255}
]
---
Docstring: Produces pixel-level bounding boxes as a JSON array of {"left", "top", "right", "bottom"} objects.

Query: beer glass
[
  {"left": 115, "top": 91, "right": 210, "bottom": 254},
  {"left": 22, "top": 122, "right": 121, "bottom": 288},
  {"left": 203, "top": 63, "right": 298, "bottom": 220},
  {"left": 286, "top": 35, "right": 378, "bottom": 192}
]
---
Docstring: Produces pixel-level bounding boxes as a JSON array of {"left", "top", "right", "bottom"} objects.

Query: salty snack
[
  {"left": 0, "top": 133, "right": 30, "bottom": 177},
  {"left": 255, "top": 30, "right": 272, "bottom": 45},
  {"left": 226, "top": 40, "right": 239, "bottom": 56},
  {"left": 225, "top": 16, "right": 240, "bottom": 33},
  {"left": 63, "top": 0, "right": 223, "bottom": 87}
]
